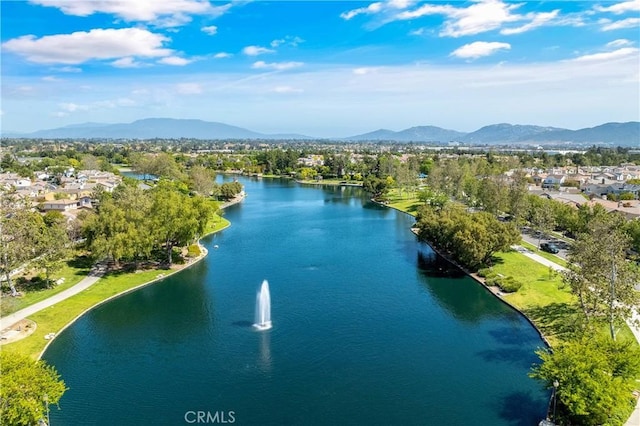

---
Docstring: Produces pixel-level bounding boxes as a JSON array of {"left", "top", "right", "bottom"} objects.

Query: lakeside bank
[
  {"left": 378, "top": 195, "right": 640, "bottom": 425},
  {"left": 2, "top": 194, "right": 244, "bottom": 359}
]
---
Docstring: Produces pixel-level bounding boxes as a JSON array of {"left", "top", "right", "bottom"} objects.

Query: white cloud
[
  {"left": 600, "top": 17, "right": 640, "bottom": 31},
  {"left": 30, "top": 0, "right": 231, "bottom": 24},
  {"left": 252, "top": 61, "right": 304, "bottom": 71},
  {"left": 571, "top": 47, "right": 639, "bottom": 62},
  {"left": 501, "top": 10, "right": 560, "bottom": 35},
  {"left": 4, "top": 52, "right": 638, "bottom": 137},
  {"left": 271, "top": 86, "right": 303, "bottom": 93},
  {"left": 607, "top": 39, "right": 634, "bottom": 48},
  {"left": 55, "top": 66, "right": 82, "bottom": 73},
  {"left": 111, "top": 57, "right": 144, "bottom": 68},
  {"left": 450, "top": 41, "right": 511, "bottom": 59},
  {"left": 42, "top": 76, "right": 62, "bottom": 82},
  {"left": 158, "top": 56, "right": 192, "bottom": 66},
  {"left": 59, "top": 102, "right": 89, "bottom": 112},
  {"left": 390, "top": 0, "right": 572, "bottom": 37},
  {"left": 353, "top": 67, "right": 378, "bottom": 75},
  {"left": 271, "top": 39, "right": 285, "bottom": 48},
  {"left": 409, "top": 28, "right": 425, "bottom": 36},
  {"left": 340, "top": 2, "right": 384, "bottom": 20},
  {"left": 242, "top": 45, "right": 275, "bottom": 56},
  {"left": 214, "top": 52, "right": 232, "bottom": 59},
  {"left": 2, "top": 28, "right": 173, "bottom": 64},
  {"left": 176, "top": 83, "right": 203, "bottom": 94},
  {"left": 202, "top": 25, "right": 218, "bottom": 35},
  {"left": 595, "top": 0, "right": 640, "bottom": 14},
  {"left": 270, "top": 36, "right": 304, "bottom": 48}
]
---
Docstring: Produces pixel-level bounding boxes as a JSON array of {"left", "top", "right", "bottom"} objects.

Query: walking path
[
  {"left": 514, "top": 244, "right": 639, "bottom": 426},
  {"left": 511, "top": 245, "right": 567, "bottom": 272},
  {"left": 0, "top": 264, "right": 106, "bottom": 332}
]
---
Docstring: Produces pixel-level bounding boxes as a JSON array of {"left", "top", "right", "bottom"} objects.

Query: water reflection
[
  {"left": 258, "top": 331, "right": 272, "bottom": 372},
  {"left": 88, "top": 265, "right": 212, "bottom": 343},
  {"left": 416, "top": 250, "right": 506, "bottom": 322}
]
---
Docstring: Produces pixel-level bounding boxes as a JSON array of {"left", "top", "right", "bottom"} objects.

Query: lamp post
[
  {"left": 552, "top": 380, "right": 559, "bottom": 424},
  {"left": 44, "top": 394, "right": 50, "bottom": 426}
]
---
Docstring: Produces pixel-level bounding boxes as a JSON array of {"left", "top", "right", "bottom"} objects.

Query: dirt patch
[{"left": 0, "top": 319, "right": 37, "bottom": 345}]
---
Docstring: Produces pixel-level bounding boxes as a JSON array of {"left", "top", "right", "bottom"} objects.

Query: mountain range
[{"left": 3, "top": 118, "right": 639, "bottom": 146}]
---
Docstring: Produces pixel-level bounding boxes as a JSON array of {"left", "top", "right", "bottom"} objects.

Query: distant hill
[
  {"left": 6, "top": 118, "right": 315, "bottom": 140},
  {"left": 461, "top": 124, "right": 567, "bottom": 144},
  {"left": 346, "top": 125, "right": 465, "bottom": 142},
  {"left": 3, "top": 118, "right": 638, "bottom": 146},
  {"left": 519, "top": 122, "right": 640, "bottom": 146}
]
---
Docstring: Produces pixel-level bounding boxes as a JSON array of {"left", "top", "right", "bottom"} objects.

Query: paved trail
[{"left": 0, "top": 264, "right": 106, "bottom": 332}]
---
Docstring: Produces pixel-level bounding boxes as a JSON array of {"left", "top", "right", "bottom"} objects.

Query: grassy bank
[
  {"left": 386, "top": 190, "right": 637, "bottom": 348},
  {"left": 3, "top": 216, "right": 230, "bottom": 359},
  {"left": 296, "top": 178, "right": 363, "bottom": 186}
]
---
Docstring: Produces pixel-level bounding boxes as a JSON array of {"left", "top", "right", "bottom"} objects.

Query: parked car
[{"left": 540, "top": 242, "right": 560, "bottom": 254}]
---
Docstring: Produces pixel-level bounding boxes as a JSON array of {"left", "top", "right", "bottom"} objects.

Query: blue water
[{"left": 43, "top": 177, "right": 548, "bottom": 425}]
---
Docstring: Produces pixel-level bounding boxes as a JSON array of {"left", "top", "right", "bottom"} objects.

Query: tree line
[{"left": 82, "top": 180, "right": 221, "bottom": 266}]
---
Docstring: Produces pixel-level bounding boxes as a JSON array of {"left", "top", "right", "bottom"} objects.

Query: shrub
[
  {"left": 485, "top": 276, "right": 500, "bottom": 287},
  {"left": 498, "top": 276, "right": 523, "bottom": 293},
  {"left": 477, "top": 268, "right": 492, "bottom": 278},
  {"left": 187, "top": 244, "right": 201, "bottom": 257}
]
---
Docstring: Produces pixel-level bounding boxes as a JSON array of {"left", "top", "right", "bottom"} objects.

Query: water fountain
[{"left": 253, "top": 280, "right": 272, "bottom": 331}]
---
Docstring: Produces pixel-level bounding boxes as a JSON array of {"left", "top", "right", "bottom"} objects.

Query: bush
[
  {"left": 498, "top": 276, "right": 523, "bottom": 293},
  {"left": 477, "top": 268, "right": 492, "bottom": 278},
  {"left": 187, "top": 244, "right": 201, "bottom": 257},
  {"left": 485, "top": 276, "right": 500, "bottom": 286}
]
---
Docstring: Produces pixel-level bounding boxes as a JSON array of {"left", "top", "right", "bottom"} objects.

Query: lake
[{"left": 43, "top": 177, "right": 548, "bottom": 425}]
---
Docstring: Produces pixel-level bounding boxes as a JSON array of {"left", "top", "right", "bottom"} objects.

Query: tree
[
  {"left": 34, "top": 215, "right": 71, "bottom": 287},
  {"left": 0, "top": 351, "right": 67, "bottom": 426},
  {"left": 530, "top": 335, "right": 640, "bottom": 425},
  {"left": 150, "top": 183, "right": 204, "bottom": 265},
  {"left": 416, "top": 204, "right": 519, "bottom": 271},
  {"left": 530, "top": 197, "right": 556, "bottom": 248},
  {"left": 0, "top": 209, "right": 42, "bottom": 296},
  {"left": 565, "top": 213, "right": 640, "bottom": 340},
  {"left": 188, "top": 165, "right": 216, "bottom": 196},
  {"left": 362, "top": 176, "right": 388, "bottom": 199}
]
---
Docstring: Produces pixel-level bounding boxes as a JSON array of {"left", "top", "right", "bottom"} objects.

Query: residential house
[
  {"left": 42, "top": 199, "right": 80, "bottom": 211},
  {"left": 541, "top": 174, "right": 566, "bottom": 189}
]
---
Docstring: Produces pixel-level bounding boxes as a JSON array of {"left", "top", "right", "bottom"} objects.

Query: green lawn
[
  {"left": 386, "top": 189, "right": 421, "bottom": 216},
  {"left": 493, "top": 250, "right": 637, "bottom": 347},
  {"left": 0, "top": 256, "right": 92, "bottom": 316}
]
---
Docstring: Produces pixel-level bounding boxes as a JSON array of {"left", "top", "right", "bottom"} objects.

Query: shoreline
[
  {"left": 420, "top": 233, "right": 553, "bottom": 348},
  {"left": 30, "top": 193, "right": 245, "bottom": 360},
  {"left": 373, "top": 197, "right": 553, "bottom": 348}
]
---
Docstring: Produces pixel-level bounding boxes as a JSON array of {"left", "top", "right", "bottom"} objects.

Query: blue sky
[{"left": 1, "top": 0, "right": 639, "bottom": 137}]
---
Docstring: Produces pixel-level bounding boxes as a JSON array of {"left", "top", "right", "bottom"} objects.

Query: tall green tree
[
  {"left": 188, "top": 165, "right": 216, "bottom": 196},
  {"left": 0, "top": 209, "right": 42, "bottom": 296},
  {"left": 34, "top": 214, "right": 71, "bottom": 287},
  {"left": 530, "top": 335, "right": 640, "bottom": 425},
  {"left": 565, "top": 213, "right": 640, "bottom": 340},
  {"left": 0, "top": 351, "right": 67, "bottom": 426}
]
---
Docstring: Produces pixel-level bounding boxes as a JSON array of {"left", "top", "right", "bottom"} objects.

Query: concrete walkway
[
  {"left": 0, "top": 264, "right": 106, "bottom": 332},
  {"left": 511, "top": 245, "right": 568, "bottom": 272},
  {"left": 513, "top": 244, "right": 639, "bottom": 426}
]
